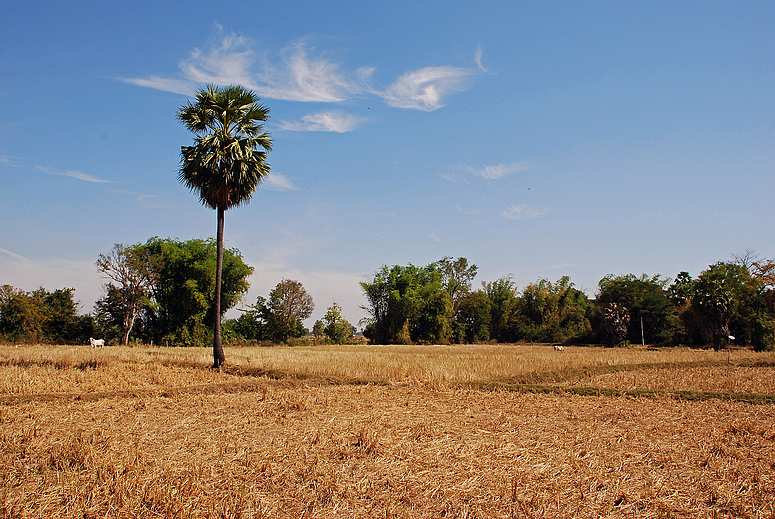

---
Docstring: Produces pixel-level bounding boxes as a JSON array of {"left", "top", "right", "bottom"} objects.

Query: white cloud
[
  {"left": 475, "top": 44, "right": 489, "bottom": 73},
  {"left": 265, "top": 44, "right": 359, "bottom": 102},
  {"left": 262, "top": 173, "right": 298, "bottom": 191},
  {"left": 123, "top": 76, "right": 196, "bottom": 96},
  {"left": 1, "top": 155, "right": 22, "bottom": 167},
  {"left": 380, "top": 66, "right": 475, "bottom": 111},
  {"left": 121, "top": 28, "right": 484, "bottom": 111},
  {"left": 440, "top": 171, "right": 468, "bottom": 183},
  {"left": 463, "top": 160, "right": 536, "bottom": 180},
  {"left": 279, "top": 111, "right": 364, "bottom": 133},
  {"left": 0, "top": 248, "right": 27, "bottom": 260},
  {"left": 122, "top": 32, "right": 360, "bottom": 103},
  {"left": 502, "top": 204, "right": 550, "bottom": 220},
  {"left": 36, "top": 166, "right": 109, "bottom": 183},
  {"left": 456, "top": 205, "right": 479, "bottom": 215}
]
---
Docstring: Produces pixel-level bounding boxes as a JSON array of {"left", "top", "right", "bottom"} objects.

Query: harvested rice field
[{"left": 1, "top": 344, "right": 774, "bottom": 518}]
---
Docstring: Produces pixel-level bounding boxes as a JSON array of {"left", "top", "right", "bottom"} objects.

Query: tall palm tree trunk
[{"left": 213, "top": 206, "right": 226, "bottom": 368}]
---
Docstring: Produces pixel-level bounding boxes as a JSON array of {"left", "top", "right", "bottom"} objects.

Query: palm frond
[{"left": 177, "top": 85, "right": 271, "bottom": 211}]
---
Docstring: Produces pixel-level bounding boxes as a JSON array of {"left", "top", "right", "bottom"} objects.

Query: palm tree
[{"left": 178, "top": 85, "right": 272, "bottom": 368}]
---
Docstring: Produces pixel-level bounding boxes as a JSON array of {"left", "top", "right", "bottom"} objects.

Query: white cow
[
  {"left": 89, "top": 337, "right": 105, "bottom": 349},
  {"left": 553, "top": 345, "right": 565, "bottom": 351}
]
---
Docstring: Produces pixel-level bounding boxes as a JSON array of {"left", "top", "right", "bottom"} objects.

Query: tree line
[
  {"left": 360, "top": 253, "right": 775, "bottom": 351},
  {"left": 0, "top": 238, "right": 354, "bottom": 347},
  {"left": 2, "top": 247, "right": 773, "bottom": 351}
]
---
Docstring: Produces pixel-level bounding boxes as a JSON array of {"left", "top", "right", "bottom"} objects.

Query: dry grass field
[{"left": 1, "top": 343, "right": 774, "bottom": 518}]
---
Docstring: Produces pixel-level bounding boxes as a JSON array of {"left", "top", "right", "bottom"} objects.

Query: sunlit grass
[
  {"left": 2, "top": 343, "right": 775, "bottom": 517},
  {"left": 1, "top": 343, "right": 771, "bottom": 396}
]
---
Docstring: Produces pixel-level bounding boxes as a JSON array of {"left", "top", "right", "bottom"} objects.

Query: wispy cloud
[
  {"left": 0, "top": 248, "right": 27, "bottom": 261},
  {"left": 121, "top": 27, "right": 483, "bottom": 111},
  {"left": 380, "top": 66, "right": 475, "bottom": 111},
  {"left": 463, "top": 160, "right": 536, "bottom": 180},
  {"left": 121, "top": 30, "right": 360, "bottom": 103},
  {"left": 36, "top": 166, "right": 109, "bottom": 183},
  {"left": 502, "top": 204, "right": 550, "bottom": 220},
  {"left": 279, "top": 111, "right": 364, "bottom": 133},
  {"left": 440, "top": 171, "right": 468, "bottom": 183},
  {"left": 262, "top": 173, "right": 298, "bottom": 191},
  {"left": 260, "top": 43, "right": 361, "bottom": 102},
  {"left": 456, "top": 205, "right": 480, "bottom": 215},
  {"left": 475, "top": 44, "right": 489, "bottom": 73},
  {"left": 1, "top": 155, "right": 22, "bottom": 167}
]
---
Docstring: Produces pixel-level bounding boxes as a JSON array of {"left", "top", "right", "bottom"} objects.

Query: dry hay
[
  {"left": 2, "top": 344, "right": 771, "bottom": 397},
  {"left": 563, "top": 365, "right": 775, "bottom": 395},
  {"left": 2, "top": 382, "right": 774, "bottom": 518}
]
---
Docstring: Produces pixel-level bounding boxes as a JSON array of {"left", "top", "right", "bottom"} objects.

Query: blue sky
[{"left": 2, "top": 1, "right": 774, "bottom": 328}]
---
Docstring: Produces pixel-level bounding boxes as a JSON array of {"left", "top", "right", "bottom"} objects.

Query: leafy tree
[
  {"left": 323, "top": 302, "right": 354, "bottom": 343},
  {"left": 601, "top": 302, "right": 630, "bottom": 347},
  {"left": 143, "top": 237, "right": 252, "bottom": 347},
  {"left": 690, "top": 262, "right": 771, "bottom": 350},
  {"left": 668, "top": 272, "right": 695, "bottom": 307},
  {"left": 667, "top": 272, "right": 701, "bottom": 345},
  {"left": 0, "top": 285, "right": 45, "bottom": 343},
  {"left": 361, "top": 264, "right": 415, "bottom": 344},
  {"left": 0, "top": 285, "right": 91, "bottom": 344},
  {"left": 482, "top": 276, "right": 519, "bottom": 342},
  {"left": 438, "top": 256, "right": 478, "bottom": 313},
  {"left": 361, "top": 263, "right": 452, "bottom": 344},
  {"left": 513, "top": 276, "right": 592, "bottom": 343},
  {"left": 455, "top": 290, "right": 491, "bottom": 343},
  {"left": 752, "top": 259, "right": 775, "bottom": 289},
  {"left": 94, "top": 284, "right": 130, "bottom": 343},
  {"left": 96, "top": 243, "right": 159, "bottom": 345},
  {"left": 596, "top": 274, "right": 675, "bottom": 345},
  {"left": 231, "top": 296, "right": 269, "bottom": 342},
  {"left": 267, "top": 279, "right": 314, "bottom": 342},
  {"left": 312, "top": 320, "right": 325, "bottom": 339},
  {"left": 178, "top": 84, "right": 272, "bottom": 367}
]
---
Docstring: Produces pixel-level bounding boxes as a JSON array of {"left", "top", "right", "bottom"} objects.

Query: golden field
[{"left": 1, "top": 343, "right": 774, "bottom": 518}]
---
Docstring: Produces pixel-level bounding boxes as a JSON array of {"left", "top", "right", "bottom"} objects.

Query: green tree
[
  {"left": 514, "top": 276, "right": 592, "bottom": 343},
  {"left": 438, "top": 256, "right": 478, "bottom": 313},
  {"left": 455, "top": 290, "right": 491, "bottom": 343},
  {"left": 144, "top": 237, "right": 253, "bottom": 347},
  {"left": 596, "top": 274, "right": 675, "bottom": 345},
  {"left": 668, "top": 272, "right": 695, "bottom": 307},
  {"left": 267, "top": 279, "right": 314, "bottom": 342},
  {"left": 323, "top": 302, "right": 354, "bottom": 343},
  {"left": 0, "top": 285, "right": 91, "bottom": 344},
  {"left": 360, "top": 263, "right": 452, "bottom": 344},
  {"left": 601, "top": 302, "right": 630, "bottom": 347},
  {"left": 668, "top": 272, "right": 701, "bottom": 345},
  {"left": 178, "top": 84, "right": 272, "bottom": 367},
  {"left": 232, "top": 296, "right": 270, "bottom": 342},
  {"left": 0, "top": 285, "right": 45, "bottom": 343},
  {"left": 690, "top": 262, "right": 772, "bottom": 350},
  {"left": 482, "top": 276, "right": 519, "bottom": 342},
  {"left": 312, "top": 319, "right": 325, "bottom": 339}
]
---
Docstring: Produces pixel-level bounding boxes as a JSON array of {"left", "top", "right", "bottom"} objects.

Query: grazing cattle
[
  {"left": 90, "top": 338, "right": 105, "bottom": 349},
  {"left": 553, "top": 345, "right": 565, "bottom": 351}
]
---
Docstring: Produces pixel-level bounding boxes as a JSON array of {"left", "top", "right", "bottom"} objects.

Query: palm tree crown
[{"left": 178, "top": 84, "right": 272, "bottom": 210}]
